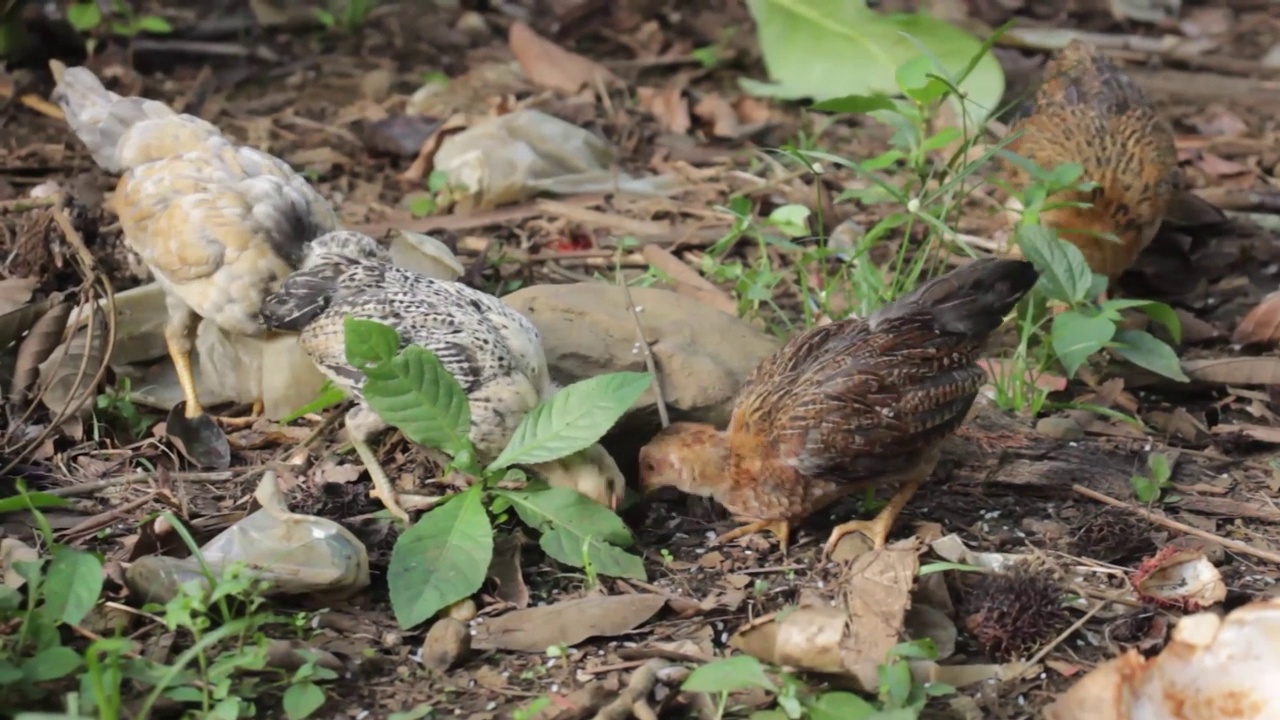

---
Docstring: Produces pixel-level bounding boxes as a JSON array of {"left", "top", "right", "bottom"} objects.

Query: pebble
[{"left": 1035, "top": 416, "right": 1084, "bottom": 440}]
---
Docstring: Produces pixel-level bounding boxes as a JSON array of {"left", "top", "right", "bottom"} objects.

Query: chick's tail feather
[
  {"left": 872, "top": 258, "right": 1040, "bottom": 338},
  {"left": 49, "top": 60, "right": 223, "bottom": 174}
]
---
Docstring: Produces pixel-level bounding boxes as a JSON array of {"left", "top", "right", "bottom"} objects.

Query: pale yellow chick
[{"left": 48, "top": 60, "right": 340, "bottom": 424}]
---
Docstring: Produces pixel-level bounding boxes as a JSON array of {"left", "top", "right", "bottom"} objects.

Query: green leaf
[
  {"left": 136, "top": 16, "right": 173, "bottom": 33},
  {"left": 42, "top": 546, "right": 103, "bottom": 626},
  {"left": 1140, "top": 302, "right": 1182, "bottom": 344},
  {"left": 894, "top": 54, "right": 948, "bottom": 104},
  {"left": 1148, "top": 452, "right": 1172, "bottom": 482},
  {"left": 363, "top": 346, "right": 472, "bottom": 458},
  {"left": 1130, "top": 475, "right": 1157, "bottom": 503},
  {"left": 23, "top": 646, "right": 82, "bottom": 682},
  {"left": 343, "top": 317, "right": 402, "bottom": 367},
  {"left": 1015, "top": 225, "right": 1092, "bottom": 304},
  {"left": 280, "top": 382, "right": 347, "bottom": 424},
  {"left": 807, "top": 692, "right": 877, "bottom": 720},
  {"left": 0, "top": 492, "right": 70, "bottom": 514},
  {"left": 812, "top": 93, "right": 897, "bottom": 114},
  {"left": 682, "top": 655, "right": 777, "bottom": 694},
  {"left": 283, "top": 682, "right": 326, "bottom": 720},
  {"left": 1051, "top": 309, "right": 1115, "bottom": 378},
  {"left": 487, "top": 372, "right": 651, "bottom": 471},
  {"left": 66, "top": 3, "right": 102, "bottom": 31},
  {"left": 768, "top": 204, "right": 811, "bottom": 238},
  {"left": 917, "top": 561, "right": 983, "bottom": 576},
  {"left": 1110, "top": 329, "right": 1189, "bottom": 382},
  {"left": 496, "top": 488, "right": 646, "bottom": 580},
  {"left": 743, "top": 0, "right": 1005, "bottom": 126},
  {"left": 388, "top": 485, "right": 492, "bottom": 629}
]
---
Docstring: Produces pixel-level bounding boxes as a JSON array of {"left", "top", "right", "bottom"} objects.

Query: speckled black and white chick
[{"left": 259, "top": 231, "right": 626, "bottom": 522}]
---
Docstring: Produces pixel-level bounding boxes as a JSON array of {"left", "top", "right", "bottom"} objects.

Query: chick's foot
[{"left": 823, "top": 479, "right": 921, "bottom": 556}]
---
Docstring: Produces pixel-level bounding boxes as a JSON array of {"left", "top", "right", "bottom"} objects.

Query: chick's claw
[
  {"left": 714, "top": 519, "right": 792, "bottom": 552},
  {"left": 823, "top": 479, "right": 922, "bottom": 557}
]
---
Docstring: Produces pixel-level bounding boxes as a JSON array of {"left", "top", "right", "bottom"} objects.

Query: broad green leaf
[
  {"left": 487, "top": 372, "right": 651, "bottom": 471},
  {"left": 0, "top": 492, "right": 70, "bottom": 514},
  {"left": 1098, "top": 299, "right": 1181, "bottom": 343},
  {"left": 343, "top": 317, "right": 401, "bottom": 367},
  {"left": 23, "top": 646, "right": 82, "bottom": 682},
  {"left": 743, "top": 0, "right": 1004, "bottom": 126},
  {"left": 0, "top": 586, "right": 19, "bottom": 611},
  {"left": 42, "top": 546, "right": 103, "bottom": 625},
  {"left": 66, "top": 3, "right": 102, "bottom": 31},
  {"left": 136, "top": 16, "right": 173, "bottom": 34},
  {"left": 1051, "top": 309, "right": 1115, "bottom": 378},
  {"left": 388, "top": 485, "right": 492, "bottom": 629},
  {"left": 889, "top": 638, "right": 939, "bottom": 660},
  {"left": 283, "top": 682, "right": 326, "bottom": 720},
  {"left": 807, "top": 692, "right": 877, "bottom": 720},
  {"left": 917, "top": 560, "right": 983, "bottom": 576},
  {"left": 363, "top": 346, "right": 472, "bottom": 457},
  {"left": 812, "top": 93, "right": 897, "bottom": 114},
  {"left": 894, "top": 54, "right": 948, "bottom": 104},
  {"left": 768, "top": 204, "right": 811, "bottom": 238},
  {"left": 682, "top": 655, "right": 776, "bottom": 694},
  {"left": 496, "top": 488, "right": 646, "bottom": 580},
  {"left": 1015, "top": 225, "right": 1092, "bottom": 304},
  {"left": 1111, "top": 329, "right": 1189, "bottom": 382}
]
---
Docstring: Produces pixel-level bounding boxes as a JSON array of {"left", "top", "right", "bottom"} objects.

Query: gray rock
[{"left": 502, "top": 283, "right": 779, "bottom": 432}]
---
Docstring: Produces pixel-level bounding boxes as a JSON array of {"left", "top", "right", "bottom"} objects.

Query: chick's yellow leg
[
  {"left": 823, "top": 480, "right": 920, "bottom": 555},
  {"left": 345, "top": 406, "right": 410, "bottom": 524},
  {"left": 716, "top": 519, "right": 791, "bottom": 550},
  {"left": 164, "top": 306, "right": 204, "bottom": 419}
]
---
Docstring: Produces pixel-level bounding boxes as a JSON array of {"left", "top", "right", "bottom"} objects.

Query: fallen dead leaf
[
  {"left": 470, "top": 594, "right": 666, "bottom": 652},
  {"left": 1211, "top": 422, "right": 1280, "bottom": 444},
  {"left": 1, "top": 538, "right": 38, "bottom": 590},
  {"left": 9, "top": 300, "right": 71, "bottom": 405},
  {"left": 487, "top": 535, "right": 530, "bottom": 609},
  {"left": 0, "top": 276, "right": 37, "bottom": 316},
  {"left": 1233, "top": 291, "right": 1280, "bottom": 346},
  {"left": 1183, "top": 357, "right": 1280, "bottom": 386},
  {"left": 692, "top": 93, "right": 741, "bottom": 138},
  {"left": 508, "top": 21, "right": 616, "bottom": 95},
  {"left": 641, "top": 245, "right": 738, "bottom": 317},
  {"left": 637, "top": 81, "right": 691, "bottom": 135}
]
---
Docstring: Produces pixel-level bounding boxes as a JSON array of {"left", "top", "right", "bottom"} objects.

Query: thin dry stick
[
  {"left": 1073, "top": 484, "right": 1280, "bottom": 565},
  {"left": 621, "top": 281, "right": 669, "bottom": 428}
]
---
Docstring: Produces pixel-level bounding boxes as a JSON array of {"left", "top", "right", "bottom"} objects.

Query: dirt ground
[{"left": 3, "top": 0, "right": 1280, "bottom": 718}]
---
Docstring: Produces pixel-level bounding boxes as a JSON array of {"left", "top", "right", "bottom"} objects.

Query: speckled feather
[
  {"left": 51, "top": 64, "right": 339, "bottom": 337},
  {"left": 669, "top": 259, "right": 1039, "bottom": 523},
  {"left": 260, "top": 237, "right": 553, "bottom": 460},
  {"left": 1004, "top": 39, "right": 1177, "bottom": 281}
]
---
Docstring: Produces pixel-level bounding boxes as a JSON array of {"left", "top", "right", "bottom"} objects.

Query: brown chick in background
[
  {"left": 638, "top": 259, "right": 1039, "bottom": 555},
  {"left": 1003, "top": 39, "right": 1177, "bottom": 289},
  {"left": 48, "top": 61, "right": 340, "bottom": 425}
]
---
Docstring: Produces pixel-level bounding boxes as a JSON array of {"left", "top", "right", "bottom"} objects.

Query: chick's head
[
  {"left": 638, "top": 422, "right": 728, "bottom": 498},
  {"left": 304, "top": 231, "right": 392, "bottom": 267}
]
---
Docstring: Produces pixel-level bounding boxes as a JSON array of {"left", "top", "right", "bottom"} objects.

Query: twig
[
  {"left": 620, "top": 281, "right": 669, "bottom": 429},
  {"left": 1072, "top": 485, "right": 1280, "bottom": 565},
  {"left": 1015, "top": 593, "right": 1111, "bottom": 682},
  {"left": 47, "top": 468, "right": 251, "bottom": 497},
  {"left": 0, "top": 196, "right": 58, "bottom": 213},
  {"left": 57, "top": 491, "right": 160, "bottom": 540}
]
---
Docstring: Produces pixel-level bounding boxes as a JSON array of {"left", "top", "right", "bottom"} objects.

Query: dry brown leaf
[
  {"left": 0, "top": 277, "right": 37, "bottom": 316},
  {"left": 508, "top": 21, "right": 616, "bottom": 95},
  {"left": 1233, "top": 291, "right": 1280, "bottom": 346},
  {"left": 9, "top": 300, "right": 71, "bottom": 405},
  {"left": 37, "top": 304, "right": 106, "bottom": 423},
  {"left": 470, "top": 594, "right": 666, "bottom": 652},
  {"left": 1211, "top": 422, "right": 1280, "bottom": 444},
  {"left": 731, "top": 540, "right": 919, "bottom": 692},
  {"left": 487, "top": 535, "right": 530, "bottom": 609},
  {"left": 1184, "top": 357, "right": 1280, "bottom": 385},
  {"left": 692, "top": 93, "right": 741, "bottom": 138},
  {"left": 636, "top": 85, "right": 691, "bottom": 135}
]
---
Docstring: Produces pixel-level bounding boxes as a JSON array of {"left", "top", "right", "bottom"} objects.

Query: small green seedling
[{"left": 1130, "top": 451, "right": 1175, "bottom": 504}]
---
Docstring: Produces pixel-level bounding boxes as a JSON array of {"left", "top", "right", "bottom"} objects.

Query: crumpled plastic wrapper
[
  {"left": 1045, "top": 598, "right": 1280, "bottom": 720},
  {"left": 44, "top": 230, "right": 462, "bottom": 420},
  {"left": 125, "top": 471, "right": 369, "bottom": 605},
  {"left": 433, "top": 109, "right": 680, "bottom": 212}
]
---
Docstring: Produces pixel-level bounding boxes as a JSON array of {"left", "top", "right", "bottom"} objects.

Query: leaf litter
[{"left": 2, "top": 0, "right": 1280, "bottom": 718}]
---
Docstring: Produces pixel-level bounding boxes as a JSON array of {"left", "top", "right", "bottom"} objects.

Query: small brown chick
[
  {"left": 48, "top": 61, "right": 339, "bottom": 426},
  {"left": 1004, "top": 39, "right": 1177, "bottom": 287},
  {"left": 638, "top": 259, "right": 1039, "bottom": 555}
]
